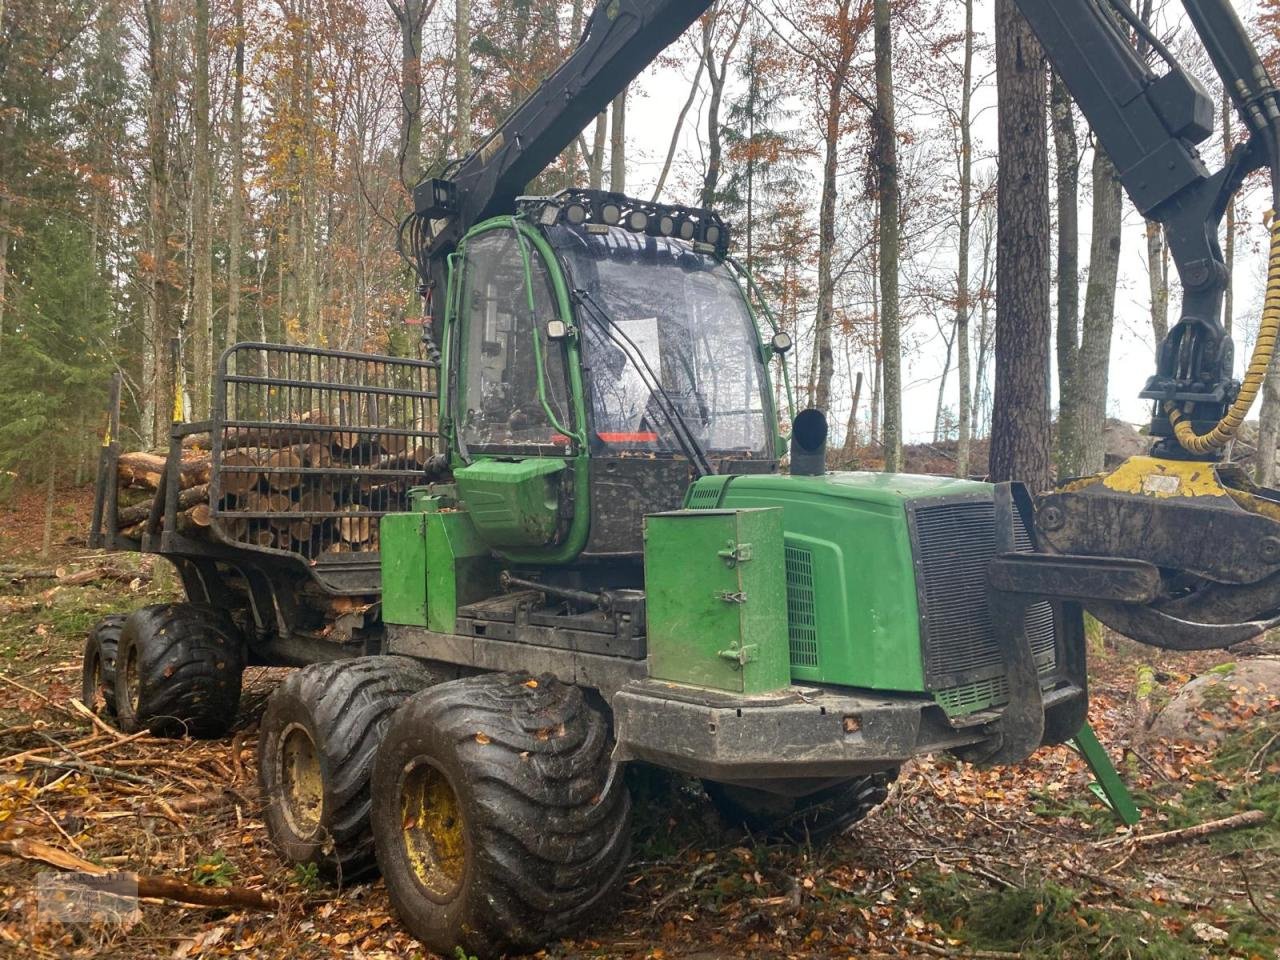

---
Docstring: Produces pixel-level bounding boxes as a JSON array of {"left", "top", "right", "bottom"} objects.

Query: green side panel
[
  {"left": 380, "top": 513, "right": 428, "bottom": 627},
  {"left": 425, "top": 510, "right": 499, "bottom": 633},
  {"left": 699, "top": 471, "right": 993, "bottom": 692},
  {"left": 643, "top": 508, "right": 790, "bottom": 695},
  {"left": 454, "top": 458, "right": 566, "bottom": 549}
]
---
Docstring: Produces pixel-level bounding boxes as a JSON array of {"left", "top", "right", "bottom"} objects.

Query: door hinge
[
  {"left": 718, "top": 540, "right": 753, "bottom": 566},
  {"left": 717, "top": 642, "right": 758, "bottom": 666},
  {"left": 716, "top": 591, "right": 748, "bottom": 604}
]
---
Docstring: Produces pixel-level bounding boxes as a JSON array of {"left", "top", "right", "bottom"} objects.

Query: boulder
[
  {"left": 1147, "top": 657, "right": 1280, "bottom": 745},
  {"left": 1103, "top": 418, "right": 1148, "bottom": 468}
]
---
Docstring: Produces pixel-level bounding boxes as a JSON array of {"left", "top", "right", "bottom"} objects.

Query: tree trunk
[
  {"left": 42, "top": 448, "right": 55, "bottom": 559},
  {"left": 226, "top": 0, "right": 245, "bottom": 362},
  {"left": 192, "top": 0, "right": 213, "bottom": 417},
  {"left": 389, "top": 0, "right": 428, "bottom": 185},
  {"left": 300, "top": 0, "right": 318, "bottom": 342},
  {"left": 990, "top": 0, "right": 1052, "bottom": 491},
  {"left": 0, "top": 187, "right": 8, "bottom": 354},
  {"left": 1073, "top": 147, "right": 1122, "bottom": 474},
  {"left": 956, "top": 0, "right": 974, "bottom": 478},
  {"left": 609, "top": 87, "right": 626, "bottom": 193},
  {"left": 1050, "top": 72, "right": 1080, "bottom": 477},
  {"left": 873, "top": 0, "right": 901, "bottom": 471},
  {"left": 143, "top": 0, "right": 171, "bottom": 447},
  {"left": 701, "top": 15, "right": 724, "bottom": 208},
  {"left": 841, "top": 371, "right": 864, "bottom": 465},
  {"left": 1145, "top": 221, "right": 1169, "bottom": 344},
  {"left": 455, "top": 0, "right": 471, "bottom": 154},
  {"left": 588, "top": 112, "right": 607, "bottom": 190},
  {"left": 1222, "top": 89, "right": 1235, "bottom": 336}
]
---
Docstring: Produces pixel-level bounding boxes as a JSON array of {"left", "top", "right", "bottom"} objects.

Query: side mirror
[
  {"left": 546, "top": 319, "right": 570, "bottom": 341},
  {"left": 770, "top": 331, "right": 793, "bottom": 355}
]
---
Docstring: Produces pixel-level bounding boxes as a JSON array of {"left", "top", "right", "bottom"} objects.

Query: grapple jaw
[{"left": 1031, "top": 456, "right": 1280, "bottom": 650}]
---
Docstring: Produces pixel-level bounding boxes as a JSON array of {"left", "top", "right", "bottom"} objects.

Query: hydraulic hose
[{"left": 1166, "top": 209, "right": 1280, "bottom": 454}]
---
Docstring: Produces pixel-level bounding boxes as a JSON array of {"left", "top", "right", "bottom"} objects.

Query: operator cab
[{"left": 443, "top": 190, "right": 784, "bottom": 565}]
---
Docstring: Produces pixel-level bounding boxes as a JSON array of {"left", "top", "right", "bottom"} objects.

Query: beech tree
[{"left": 990, "top": 0, "right": 1052, "bottom": 490}]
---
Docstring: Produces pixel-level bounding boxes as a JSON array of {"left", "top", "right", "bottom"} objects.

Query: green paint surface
[
  {"left": 700, "top": 471, "right": 993, "bottom": 692},
  {"left": 643, "top": 508, "right": 790, "bottom": 694},
  {"left": 454, "top": 458, "right": 566, "bottom": 549},
  {"left": 380, "top": 512, "right": 428, "bottom": 627},
  {"left": 425, "top": 510, "right": 498, "bottom": 633}
]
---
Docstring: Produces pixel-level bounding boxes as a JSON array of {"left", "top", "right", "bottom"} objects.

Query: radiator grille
[
  {"left": 784, "top": 544, "right": 819, "bottom": 668},
  {"left": 912, "top": 498, "right": 1057, "bottom": 712}
]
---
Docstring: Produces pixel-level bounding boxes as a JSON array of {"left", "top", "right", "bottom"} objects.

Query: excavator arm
[
  {"left": 1002, "top": 0, "right": 1280, "bottom": 650},
  {"left": 400, "top": 0, "right": 712, "bottom": 325}
]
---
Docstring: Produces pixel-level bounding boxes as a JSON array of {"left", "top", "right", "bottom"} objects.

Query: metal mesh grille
[
  {"left": 912, "top": 499, "right": 1057, "bottom": 699},
  {"left": 686, "top": 484, "right": 723, "bottom": 509},
  {"left": 784, "top": 543, "right": 819, "bottom": 668},
  {"left": 210, "top": 343, "right": 439, "bottom": 564}
]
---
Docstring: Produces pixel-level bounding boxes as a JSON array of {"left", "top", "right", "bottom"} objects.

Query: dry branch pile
[{"left": 112, "top": 414, "right": 436, "bottom": 556}]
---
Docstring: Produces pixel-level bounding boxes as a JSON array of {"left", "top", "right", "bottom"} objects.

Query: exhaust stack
[{"left": 790, "top": 408, "right": 828, "bottom": 476}]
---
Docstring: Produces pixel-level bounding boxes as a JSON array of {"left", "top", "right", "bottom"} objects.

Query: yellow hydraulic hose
[{"left": 1166, "top": 210, "right": 1280, "bottom": 454}]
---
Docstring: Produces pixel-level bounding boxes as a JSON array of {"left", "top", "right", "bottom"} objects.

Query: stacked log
[{"left": 112, "top": 416, "right": 437, "bottom": 555}]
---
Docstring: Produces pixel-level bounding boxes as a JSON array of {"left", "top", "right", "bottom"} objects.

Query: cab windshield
[{"left": 547, "top": 225, "right": 772, "bottom": 458}]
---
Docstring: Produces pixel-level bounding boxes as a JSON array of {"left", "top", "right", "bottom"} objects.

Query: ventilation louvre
[{"left": 784, "top": 543, "right": 819, "bottom": 669}]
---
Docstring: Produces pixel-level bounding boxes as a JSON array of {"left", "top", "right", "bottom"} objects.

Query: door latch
[
  {"left": 716, "top": 591, "right": 748, "bottom": 604},
  {"left": 717, "top": 540, "right": 753, "bottom": 566},
  {"left": 717, "top": 642, "right": 758, "bottom": 666}
]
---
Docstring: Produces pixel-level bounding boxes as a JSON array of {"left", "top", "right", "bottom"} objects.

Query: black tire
[
  {"left": 82, "top": 614, "right": 126, "bottom": 719},
  {"left": 114, "top": 603, "right": 245, "bottom": 739},
  {"left": 371, "top": 672, "right": 631, "bottom": 958},
  {"left": 705, "top": 769, "right": 897, "bottom": 842},
  {"left": 258, "top": 656, "right": 442, "bottom": 883}
]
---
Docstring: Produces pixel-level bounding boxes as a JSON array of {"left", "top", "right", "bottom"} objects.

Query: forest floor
[{"left": 0, "top": 487, "right": 1277, "bottom": 959}]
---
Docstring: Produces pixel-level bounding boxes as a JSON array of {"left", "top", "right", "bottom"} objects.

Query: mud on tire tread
[
  {"left": 113, "top": 603, "right": 245, "bottom": 739},
  {"left": 706, "top": 769, "right": 897, "bottom": 842},
  {"left": 258, "top": 656, "right": 441, "bottom": 883},
  {"left": 372, "top": 672, "right": 632, "bottom": 958},
  {"left": 82, "top": 614, "right": 127, "bottom": 719}
]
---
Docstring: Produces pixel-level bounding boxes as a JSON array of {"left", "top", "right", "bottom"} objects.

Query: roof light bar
[{"left": 515, "top": 189, "right": 731, "bottom": 256}]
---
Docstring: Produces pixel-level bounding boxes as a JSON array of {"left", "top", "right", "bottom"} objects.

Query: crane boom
[{"left": 406, "top": 0, "right": 713, "bottom": 303}]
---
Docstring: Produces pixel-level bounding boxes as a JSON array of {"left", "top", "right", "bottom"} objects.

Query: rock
[
  {"left": 1147, "top": 657, "right": 1280, "bottom": 745},
  {"left": 1103, "top": 419, "right": 1148, "bottom": 468}
]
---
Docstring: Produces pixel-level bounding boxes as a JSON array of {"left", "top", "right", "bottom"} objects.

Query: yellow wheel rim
[
  {"left": 399, "top": 760, "right": 466, "bottom": 900},
  {"left": 278, "top": 723, "right": 324, "bottom": 839}
]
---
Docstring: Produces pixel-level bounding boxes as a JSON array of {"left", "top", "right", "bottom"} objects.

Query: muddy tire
[
  {"left": 82, "top": 614, "right": 127, "bottom": 719},
  {"left": 371, "top": 672, "right": 631, "bottom": 957},
  {"left": 705, "top": 769, "right": 897, "bottom": 842},
  {"left": 258, "top": 656, "right": 442, "bottom": 883},
  {"left": 113, "top": 603, "right": 245, "bottom": 739}
]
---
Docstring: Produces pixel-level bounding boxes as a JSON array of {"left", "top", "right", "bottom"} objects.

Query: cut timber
[
  {"left": 176, "top": 503, "right": 212, "bottom": 535},
  {"left": 337, "top": 505, "right": 372, "bottom": 543},
  {"left": 117, "top": 452, "right": 210, "bottom": 492},
  {"left": 302, "top": 442, "right": 333, "bottom": 467},
  {"left": 264, "top": 446, "right": 303, "bottom": 492},
  {"left": 219, "top": 449, "right": 263, "bottom": 497},
  {"left": 115, "top": 484, "right": 210, "bottom": 527},
  {"left": 286, "top": 501, "right": 313, "bottom": 542}
]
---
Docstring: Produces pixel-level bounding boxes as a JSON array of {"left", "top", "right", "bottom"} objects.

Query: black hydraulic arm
[
  {"left": 404, "top": 0, "right": 713, "bottom": 318},
  {"left": 1015, "top": 0, "right": 1280, "bottom": 453}
]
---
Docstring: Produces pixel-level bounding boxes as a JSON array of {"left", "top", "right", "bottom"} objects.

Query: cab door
[{"left": 448, "top": 222, "right": 587, "bottom": 558}]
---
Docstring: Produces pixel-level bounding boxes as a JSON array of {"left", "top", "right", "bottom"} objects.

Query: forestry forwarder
[{"left": 82, "top": 0, "right": 1280, "bottom": 954}]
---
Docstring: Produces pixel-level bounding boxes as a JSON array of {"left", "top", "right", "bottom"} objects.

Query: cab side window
[{"left": 459, "top": 230, "right": 571, "bottom": 451}]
